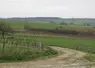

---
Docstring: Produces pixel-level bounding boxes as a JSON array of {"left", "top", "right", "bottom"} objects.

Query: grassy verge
[
  {"left": 84, "top": 54, "right": 95, "bottom": 62},
  {"left": 0, "top": 45, "right": 57, "bottom": 63},
  {"left": 0, "top": 36, "right": 57, "bottom": 63}
]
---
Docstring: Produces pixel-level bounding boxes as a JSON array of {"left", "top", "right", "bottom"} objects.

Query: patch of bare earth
[{"left": 0, "top": 46, "right": 94, "bottom": 68}]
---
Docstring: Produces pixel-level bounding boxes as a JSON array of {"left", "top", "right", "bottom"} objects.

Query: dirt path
[{"left": 0, "top": 46, "right": 94, "bottom": 68}]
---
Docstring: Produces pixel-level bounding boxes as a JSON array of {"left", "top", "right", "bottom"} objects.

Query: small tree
[{"left": 0, "top": 21, "right": 14, "bottom": 53}]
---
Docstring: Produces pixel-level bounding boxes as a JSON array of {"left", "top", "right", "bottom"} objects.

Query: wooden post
[{"left": 38, "top": 42, "right": 42, "bottom": 50}]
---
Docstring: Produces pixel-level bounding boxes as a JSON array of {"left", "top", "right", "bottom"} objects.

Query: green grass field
[
  {"left": 0, "top": 20, "right": 95, "bottom": 62},
  {"left": 0, "top": 21, "right": 58, "bottom": 62},
  {"left": 4, "top": 21, "right": 93, "bottom": 30},
  {"left": 32, "top": 38, "right": 95, "bottom": 53},
  {"left": 9, "top": 32, "right": 95, "bottom": 61},
  {"left": 15, "top": 33, "right": 95, "bottom": 54},
  {"left": 1, "top": 20, "right": 95, "bottom": 54}
]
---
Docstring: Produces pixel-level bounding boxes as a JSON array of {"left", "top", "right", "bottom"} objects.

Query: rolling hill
[{"left": 0, "top": 17, "right": 95, "bottom": 26}]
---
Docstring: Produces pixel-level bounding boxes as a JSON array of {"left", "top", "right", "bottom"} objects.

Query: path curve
[{"left": 0, "top": 46, "right": 93, "bottom": 68}]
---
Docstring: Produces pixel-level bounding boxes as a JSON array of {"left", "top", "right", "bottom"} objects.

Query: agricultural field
[
  {"left": 2, "top": 20, "right": 94, "bottom": 30},
  {"left": 0, "top": 20, "right": 95, "bottom": 54},
  {"left": 0, "top": 22, "right": 57, "bottom": 62},
  {"left": 0, "top": 20, "right": 95, "bottom": 67},
  {"left": 14, "top": 32, "right": 95, "bottom": 62},
  {"left": 16, "top": 33, "right": 95, "bottom": 54}
]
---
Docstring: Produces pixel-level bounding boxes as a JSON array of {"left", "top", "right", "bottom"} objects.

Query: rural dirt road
[{"left": 0, "top": 46, "right": 94, "bottom": 68}]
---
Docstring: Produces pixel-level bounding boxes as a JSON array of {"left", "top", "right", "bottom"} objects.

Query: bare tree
[{"left": 0, "top": 21, "right": 14, "bottom": 53}]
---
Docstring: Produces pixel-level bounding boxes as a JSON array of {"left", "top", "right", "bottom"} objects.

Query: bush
[
  {"left": 0, "top": 40, "right": 57, "bottom": 62},
  {"left": 84, "top": 54, "right": 95, "bottom": 62}
]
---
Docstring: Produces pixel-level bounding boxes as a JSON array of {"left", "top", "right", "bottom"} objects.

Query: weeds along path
[{"left": 0, "top": 46, "right": 94, "bottom": 68}]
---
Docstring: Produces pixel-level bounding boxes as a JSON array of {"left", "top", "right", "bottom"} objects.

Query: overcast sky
[{"left": 0, "top": 0, "right": 95, "bottom": 18}]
